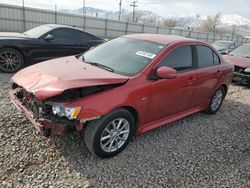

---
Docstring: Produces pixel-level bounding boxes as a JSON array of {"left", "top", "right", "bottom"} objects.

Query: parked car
[
  {"left": 223, "top": 43, "right": 250, "bottom": 85},
  {"left": 0, "top": 24, "right": 105, "bottom": 73},
  {"left": 10, "top": 34, "right": 234, "bottom": 158},
  {"left": 211, "top": 40, "right": 238, "bottom": 55}
]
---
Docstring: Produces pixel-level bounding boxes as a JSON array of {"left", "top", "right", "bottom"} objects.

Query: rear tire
[
  {"left": 84, "top": 108, "right": 135, "bottom": 158},
  {"left": 206, "top": 86, "right": 226, "bottom": 114},
  {"left": 0, "top": 48, "right": 24, "bottom": 73}
]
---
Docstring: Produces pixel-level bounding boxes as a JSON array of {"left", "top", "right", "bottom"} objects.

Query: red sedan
[{"left": 10, "top": 34, "right": 234, "bottom": 158}]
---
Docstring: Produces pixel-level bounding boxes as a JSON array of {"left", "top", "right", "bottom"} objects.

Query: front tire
[
  {"left": 84, "top": 109, "right": 135, "bottom": 158},
  {"left": 206, "top": 86, "right": 226, "bottom": 114},
  {"left": 0, "top": 48, "right": 24, "bottom": 73}
]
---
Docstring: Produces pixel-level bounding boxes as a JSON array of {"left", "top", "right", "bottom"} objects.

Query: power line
[{"left": 130, "top": 1, "right": 138, "bottom": 22}]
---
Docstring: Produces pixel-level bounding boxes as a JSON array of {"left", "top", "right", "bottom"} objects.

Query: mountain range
[{"left": 59, "top": 7, "right": 250, "bottom": 36}]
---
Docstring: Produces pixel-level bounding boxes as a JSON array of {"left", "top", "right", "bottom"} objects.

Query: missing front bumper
[{"left": 9, "top": 91, "right": 81, "bottom": 137}]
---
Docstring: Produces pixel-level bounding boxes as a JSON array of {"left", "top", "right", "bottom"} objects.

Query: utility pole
[
  {"left": 119, "top": 0, "right": 122, "bottom": 21},
  {"left": 130, "top": 1, "right": 138, "bottom": 22},
  {"left": 22, "top": 0, "right": 26, "bottom": 31},
  {"left": 232, "top": 24, "right": 236, "bottom": 35},
  {"left": 55, "top": 4, "right": 57, "bottom": 24},
  {"left": 83, "top": 0, "right": 86, "bottom": 30},
  {"left": 83, "top": 0, "right": 86, "bottom": 16}
]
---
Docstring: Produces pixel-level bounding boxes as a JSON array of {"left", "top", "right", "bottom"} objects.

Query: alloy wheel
[
  {"left": 211, "top": 89, "right": 223, "bottom": 111},
  {"left": 100, "top": 118, "right": 130, "bottom": 153},
  {"left": 0, "top": 50, "right": 22, "bottom": 72}
]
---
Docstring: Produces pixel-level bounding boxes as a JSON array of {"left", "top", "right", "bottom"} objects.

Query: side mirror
[
  {"left": 156, "top": 66, "right": 177, "bottom": 79},
  {"left": 44, "top": 34, "right": 54, "bottom": 41}
]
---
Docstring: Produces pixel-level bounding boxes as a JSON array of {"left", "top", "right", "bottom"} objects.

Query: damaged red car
[
  {"left": 10, "top": 34, "right": 233, "bottom": 158},
  {"left": 223, "top": 43, "right": 250, "bottom": 86}
]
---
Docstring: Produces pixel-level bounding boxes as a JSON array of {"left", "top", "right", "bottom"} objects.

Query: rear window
[
  {"left": 197, "top": 45, "right": 220, "bottom": 68},
  {"left": 230, "top": 44, "right": 250, "bottom": 57}
]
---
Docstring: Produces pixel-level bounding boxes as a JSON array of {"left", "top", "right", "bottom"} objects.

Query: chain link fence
[{"left": 0, "top": 3, "right": 249, "bottom": 44}]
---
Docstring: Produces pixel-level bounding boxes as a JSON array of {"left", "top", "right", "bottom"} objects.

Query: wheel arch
[
  {"left": 220, "top": 84, "right": 228, "bottom": 95},
  {"left": 0, "top": 46, "right": 26, "bottom": 60},
  {"left": 110, "top": 106, "right": 140, "bottom": 130}
]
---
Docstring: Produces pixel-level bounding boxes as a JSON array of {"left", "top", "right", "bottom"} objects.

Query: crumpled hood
[
  {"left": 223, "top": 55, "right": 250, "bottom": 68},
  {"left": 11, "top": 56, "right": 129, "bottom": 100}
]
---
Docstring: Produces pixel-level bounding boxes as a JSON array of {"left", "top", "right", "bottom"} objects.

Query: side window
[
  {"left": 229, "top": 43, "right": 235, "bottom": 50},
  {"left": 49, "top": 29, "right": 78, "bottom": 44},
  {"left": 77, "top": 31, "right": 94, "bottom": 43},
  {"left": 158, "top": 46, "right": 193, "bottom": 71},
  {"left": 197, "top": 45, "right": 217, "bottom": 68},
  {"left": 213, "top": 52, "right": 220, "bottom": 65}
]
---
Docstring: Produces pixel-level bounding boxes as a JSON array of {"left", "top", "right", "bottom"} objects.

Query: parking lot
[{"left": 0, "top": 72, "right": 249, "bottom": 187}]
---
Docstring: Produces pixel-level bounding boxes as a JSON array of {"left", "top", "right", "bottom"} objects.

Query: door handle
[
  {"left": 215, "top": 70, "right": 222, "bottom": 75},
  {"left": 188, "top": 77, "right": 196, "bottom": 81},
  {"left": 187, "top": 76, "right": 196, "bottom": 85}
]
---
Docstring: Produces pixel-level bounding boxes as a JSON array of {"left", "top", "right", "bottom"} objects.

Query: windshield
[
  {"left": 81, "top": 37, "right": 165, "bottom": 76},
  {"left": 230, "top": 44, "right": 250, "bottom": 58},
  {"left": 23, "top": 25, "right": 53, "bottom": 38},
  {"left": 212, "top": 41, "right": 233, "bottom": 49}
]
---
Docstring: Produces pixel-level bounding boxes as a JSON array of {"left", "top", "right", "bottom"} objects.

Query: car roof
[
  {"left": 42, "top": 24, "right": 102, "bottom": 39},
  {"left": 43, "top": 24, "right": 83, "bottom": 31},
  {"left": 124, "top": 34, "right": 200, "bottom": 45}
]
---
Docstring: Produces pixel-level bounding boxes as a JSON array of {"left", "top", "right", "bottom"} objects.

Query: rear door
[{"left": 190, "top": 45, "right": 223, "bottom": 108}]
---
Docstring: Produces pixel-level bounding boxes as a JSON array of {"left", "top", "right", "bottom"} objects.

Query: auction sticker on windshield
[{"left": 136, "top": 51, "right": 156, "bottom": 59}]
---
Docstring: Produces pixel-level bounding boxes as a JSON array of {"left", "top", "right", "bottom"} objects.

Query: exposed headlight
[
  {"left": 50, "top": 103, "right": 81, "bottom": 120},
  {"left": 52, "top": 105, "right": 65, "bottom": 117},
  {"left": 245, "top": 68, "right": 250, "bottom": 73},
  {"left": 64, "top": 106, "right": 82, "bottom": 120}
]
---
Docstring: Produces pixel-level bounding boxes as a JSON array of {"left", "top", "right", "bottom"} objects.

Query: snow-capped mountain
[
  {"left": 169, "top": 12, "right": 250, "bottom": 27},
  {"left": 221, "top": 14, "right": 250, "bottom": 26},
  {"left": 59, "top": 7, "right": 250, "bottom": 28},
  {"left": 60, "top": 7, "right": 164, "bottom": 24},
  {"left": 167, "top": 12, "right": 205, "bottom": 27}
]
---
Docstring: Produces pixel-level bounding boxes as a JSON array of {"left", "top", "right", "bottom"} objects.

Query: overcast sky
[{"left": 1, "top": 0, "right": 250, "bottom": 18}]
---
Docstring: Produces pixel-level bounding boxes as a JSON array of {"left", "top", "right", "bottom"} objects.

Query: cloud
[
  {"left": 0, "top": 0, "right": 249, "bottom": 18},
  {"left": 139, "top": 0, "right": 250, "bottom": 18}
]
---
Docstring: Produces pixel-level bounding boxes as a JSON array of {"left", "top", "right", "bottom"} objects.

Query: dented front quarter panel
[{"left": 66, "top": 74, "right": 150, "bottom": 128}]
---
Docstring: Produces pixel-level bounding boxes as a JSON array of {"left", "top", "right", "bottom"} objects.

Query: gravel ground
[{"left": 0, "top": 73, "right": 250, "bottom": 188}]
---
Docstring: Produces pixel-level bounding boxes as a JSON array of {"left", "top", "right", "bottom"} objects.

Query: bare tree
[
  {"left": 202, "top": 13, "right": 221, "bottom": 33},
  {"left": 132, "top": 13, "right": 158, "bottom": 25},
  {"left": 164, "top": 19, "right": 177, "bottom": 28}
]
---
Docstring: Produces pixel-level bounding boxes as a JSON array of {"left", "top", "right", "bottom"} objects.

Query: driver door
[
  {"left": 145, "top": 45, "right": 197, "bottom": 123},
  {"left": 31, "top": 28, "right": 83, "bottom": 62}
]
